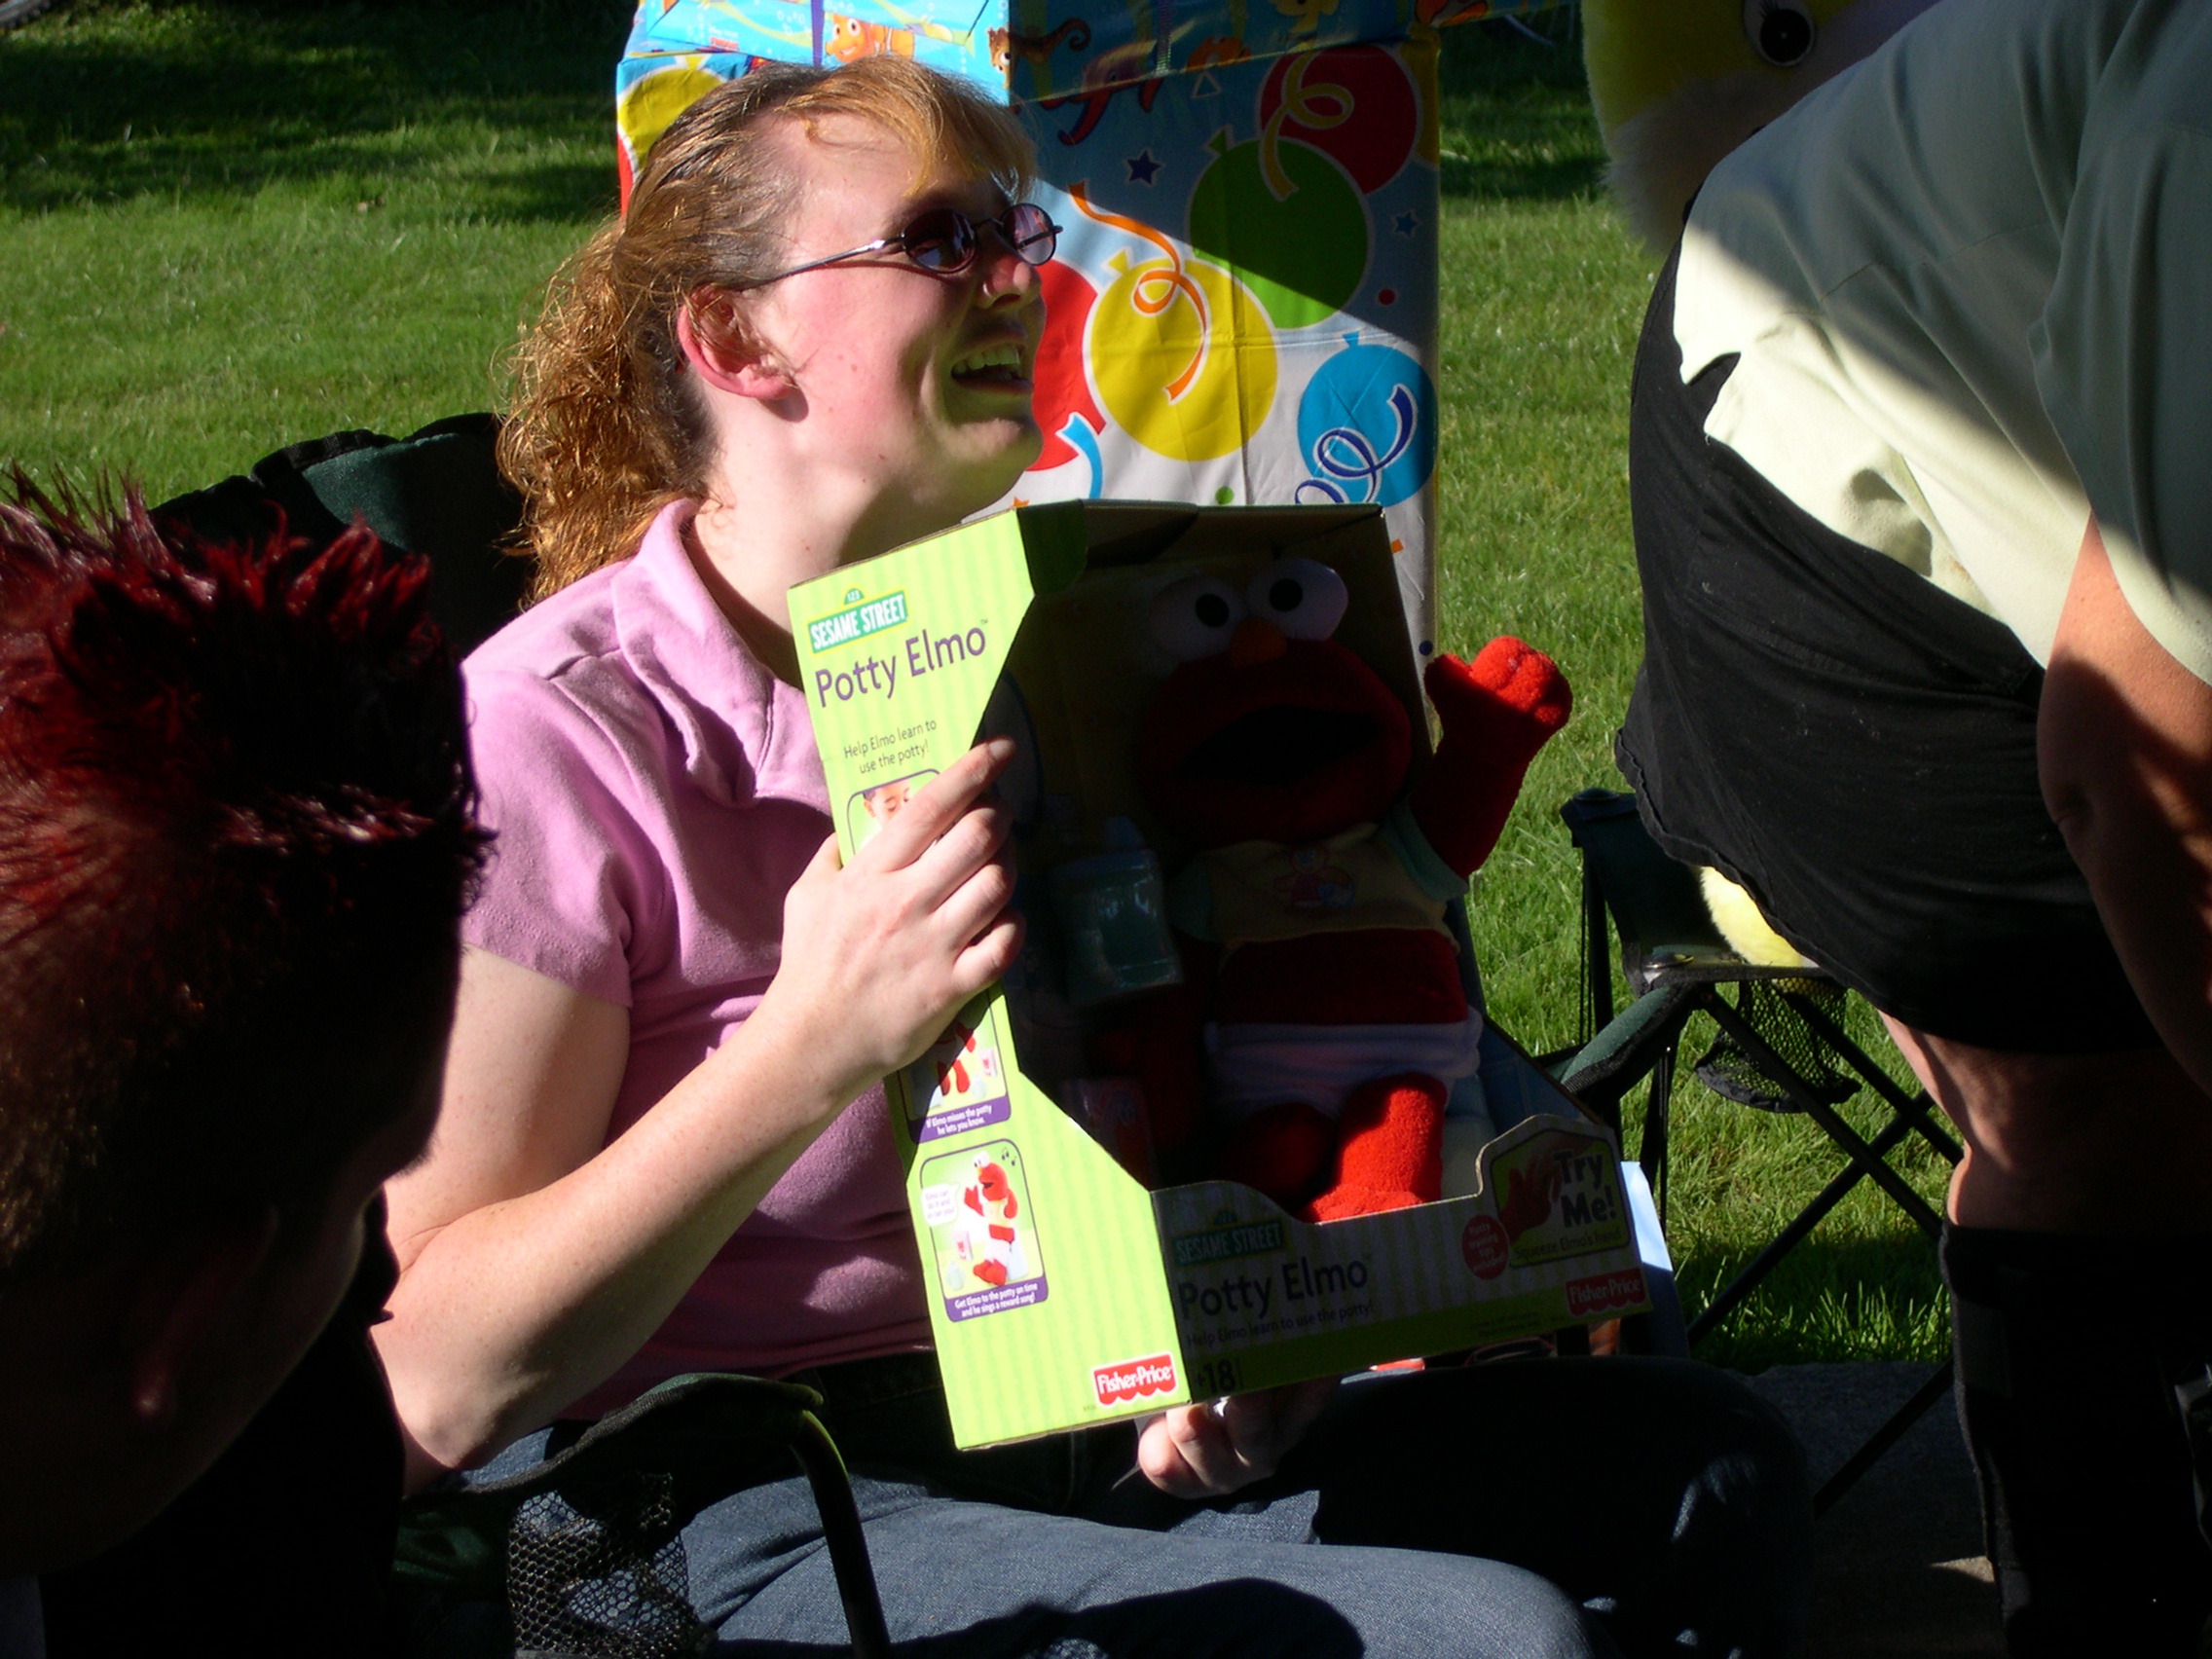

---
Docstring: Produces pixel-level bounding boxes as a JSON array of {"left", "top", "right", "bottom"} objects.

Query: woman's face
[{"left": 744, "top": 114, "right": 1045, "bottom": 536}]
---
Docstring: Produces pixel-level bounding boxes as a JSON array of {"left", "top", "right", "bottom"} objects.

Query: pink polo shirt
[{"left": 461, "top": 501, "right": 929, "bottom": 1414}]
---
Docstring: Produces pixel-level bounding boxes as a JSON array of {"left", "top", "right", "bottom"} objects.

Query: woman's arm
[
  {"left": 376, "top": 741, "right": 1021, "bottom": 1484},
  {"left": 2039, "top": 519, "right": 2212, "bottom": 1093}
]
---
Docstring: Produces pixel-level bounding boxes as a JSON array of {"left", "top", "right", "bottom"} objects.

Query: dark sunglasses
[{"left": 742, "top": 202, "right": 1060, "bottom": 288}]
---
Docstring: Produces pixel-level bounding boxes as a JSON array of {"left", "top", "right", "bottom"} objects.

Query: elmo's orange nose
[{"left": 1228, "top": 617, "right": 1287, "bottom": 667}]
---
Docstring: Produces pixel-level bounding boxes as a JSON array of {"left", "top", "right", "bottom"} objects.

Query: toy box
[{"left": 791, "top": 499, "right": 1650, "bottom": 1449}]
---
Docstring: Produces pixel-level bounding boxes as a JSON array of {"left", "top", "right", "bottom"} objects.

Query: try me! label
[{"left": 1092, "top": 1353, "right": 1178, "bottom": 1408}]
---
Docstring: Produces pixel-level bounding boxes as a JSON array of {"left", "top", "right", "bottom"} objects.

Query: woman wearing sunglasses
[{"left": 374, "top": 57, "right": 1809, "bottom": 1657}]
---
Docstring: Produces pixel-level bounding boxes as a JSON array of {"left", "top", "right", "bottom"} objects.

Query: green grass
[
  {"left": 0, "top": 1, "right": 1950, "bottom": 1368},
  {"left": 0, "top": 0, "right": 632, "bottom": 494}
]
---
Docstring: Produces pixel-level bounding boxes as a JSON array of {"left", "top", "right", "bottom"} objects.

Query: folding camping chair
[
  {"left": 155, "top": 412, "right": 532, "bottom": 657},
  {"left": 396, "top": 1374, "right": 892, "bottom": 1659},
  {"left": 1551, "top": 789, "right": 1965, "bottom": 1513}
]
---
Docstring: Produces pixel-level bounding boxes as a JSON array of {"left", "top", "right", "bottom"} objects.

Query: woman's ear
[
  {"left": 678, "top": 292, "right": 797, "bottom": 404},
  {"left": 123, "top": 1206, "right": 280, "bottom": 1426}
]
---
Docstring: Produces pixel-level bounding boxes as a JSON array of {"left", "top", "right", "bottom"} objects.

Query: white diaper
[{"left": 1203, "top": 1010, "right": 1486, "bottom": 1122}]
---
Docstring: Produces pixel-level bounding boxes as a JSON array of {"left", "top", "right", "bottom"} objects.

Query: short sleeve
[
  {"left": 461, "top": 665, "right": 668, "bottom": 1008},
  {"left": 2035, "top": 121, "right": 2212, "bottom": 685}
]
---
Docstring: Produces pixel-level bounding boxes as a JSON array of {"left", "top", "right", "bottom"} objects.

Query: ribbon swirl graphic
[
  {"left": 1259, "top": 52, "right": 1354, "bottom": 200},
  {"left": 1295, "top": 383, "right": 1417, "bottom": 504},
  {"left": 1069, "top": 181, "right": 1213, "bottom": 402}
]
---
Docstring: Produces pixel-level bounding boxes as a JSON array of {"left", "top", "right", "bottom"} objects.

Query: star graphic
[
  {"left": 1393, "top": 210, "right": 1419, "bottom": 237},
  {"left": 1125, "top": 149, "right": 1162, "bottom": 185}
]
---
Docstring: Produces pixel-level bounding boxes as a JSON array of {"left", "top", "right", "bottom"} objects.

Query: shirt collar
[{"left": 610, "top": 500, "right": 830, "bottom": 815}]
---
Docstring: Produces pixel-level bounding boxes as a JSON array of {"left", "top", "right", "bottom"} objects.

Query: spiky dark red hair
[{"left": 0, "top": 477, "right": 487, "bottom": 1282}]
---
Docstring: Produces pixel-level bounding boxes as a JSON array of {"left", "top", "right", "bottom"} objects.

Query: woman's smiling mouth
[{"left": 949, "top": 340, "right": 1030, "bottom": 389}]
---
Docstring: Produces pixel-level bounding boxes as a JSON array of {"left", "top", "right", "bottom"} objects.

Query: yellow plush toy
[{"left": 1581, "top": 0, "right": 1933, "bottom": 253}]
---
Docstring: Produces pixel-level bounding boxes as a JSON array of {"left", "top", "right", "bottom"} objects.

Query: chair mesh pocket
[
  {"left": 1693, "top": 979, "right": 1855, "bottom": 1112},
  {"left": 508, "top": 1471, "right": 709, "bottom": 1659}
]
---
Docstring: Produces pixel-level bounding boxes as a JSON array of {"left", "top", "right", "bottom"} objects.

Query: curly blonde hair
[{"left": 500, "top": 58, "right": 1036, "bottom": 600}]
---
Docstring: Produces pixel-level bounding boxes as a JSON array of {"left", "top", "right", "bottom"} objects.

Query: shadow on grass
[
  {"left": 5, "top": 1, "right": 1608, "bottom": 214},
  {"left": 0, "top": 0, "right": 631, "bottom": 217},
  {"left": 1435, "top": 14, "right": 1606, "bottom": 204},
  {"left": 1676, "top": 1233, "right": 1949, "bottom": 1373}
]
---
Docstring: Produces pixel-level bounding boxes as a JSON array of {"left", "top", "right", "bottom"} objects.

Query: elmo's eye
[
  {"left": 1743, "top": 0, "right": 1815, "bottom": 65},
  {"left": 1245, "top": 558, "right": 1347, "bottom": 642},
  {"left": 1149, "top": 574, "right": 1248, "bottom": 662}
]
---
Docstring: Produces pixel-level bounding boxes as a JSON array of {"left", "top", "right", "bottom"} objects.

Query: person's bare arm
[
  {"left": 2039, "top": 519, "right": 2212, "bottom": 1092},
  {"left": 376, "top": 741, "right": 1021, "bottom": 1484}
]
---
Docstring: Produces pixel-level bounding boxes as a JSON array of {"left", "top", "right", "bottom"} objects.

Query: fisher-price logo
[
  {"left": 1091, "top": 1353, "right": 1179, "bottom": 1408},
  {"left": 1565, "top": 1270, "right": 1646, "bottom": 1318}
]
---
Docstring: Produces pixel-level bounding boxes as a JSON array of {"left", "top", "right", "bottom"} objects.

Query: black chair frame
[{"left": 1556, "top": 790, "right": 1965, "bottom": 1514}]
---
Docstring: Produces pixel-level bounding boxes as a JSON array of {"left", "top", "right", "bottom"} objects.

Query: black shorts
[{"left": 1614, "top": 243, "right": 2158, "bottom": 1054}]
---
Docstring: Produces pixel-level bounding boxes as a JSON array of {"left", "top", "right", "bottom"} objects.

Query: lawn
[{"left": 0, "top": 0, "right": 1950, "bottom": 1369}]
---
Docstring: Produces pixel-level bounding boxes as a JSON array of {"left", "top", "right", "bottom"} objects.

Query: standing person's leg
[
  {"left": 1618, "top": 240, "right": 2212, "bottom": 1654},
  {"left": 1883, "top": 1021, "right": 2212, "bottom": 1657}
]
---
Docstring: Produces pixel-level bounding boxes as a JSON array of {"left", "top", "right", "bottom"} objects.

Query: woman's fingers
[
  {"left": 925, "top": 833, "right": 1017, "bottom": 942},
  {"left": 855, "top": 738, "right": 1013, "bottom": 873},
  {"left": 1136, "top": 1405, "right": 1238, "bottom": 1498},
  {"left": 949, "top": 909, "right": 1024, "bottom": 1001},
  {"left": 1135, "top": 1379, "right": 1341, "bottom": 1498},
  {"left": 906, "top": 796, "right": 1015, "bottom": 909}
]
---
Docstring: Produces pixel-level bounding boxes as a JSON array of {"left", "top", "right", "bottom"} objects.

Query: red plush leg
[
  {"left": 1219, "top": 1101, "right": 1337, "bottom": 1211},
  {"left": 973, "top": 1259, "right": 1008, "bottom": 1286},
  {"left": 1412, "top": 641, "right": 1573, "bottom": 877},
  {"left": 1304, "top": 1073, "right": 1446, "bottom": 1222}
]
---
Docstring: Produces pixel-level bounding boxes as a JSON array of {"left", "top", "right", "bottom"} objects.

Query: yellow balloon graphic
[
  {"left": 618, "top": 63, "right": 726, "bottom": 174},
  {"left": 1088, "top": 252, "right": 1278, "bottom": 463}
]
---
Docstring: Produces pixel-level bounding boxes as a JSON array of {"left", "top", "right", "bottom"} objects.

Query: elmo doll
[{"left": 1105, "top": 556, "right": 1569, "bottom": 1222}]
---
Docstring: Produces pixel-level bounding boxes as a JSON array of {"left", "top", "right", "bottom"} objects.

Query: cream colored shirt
[{"left": 1673, "top": 0, "right": 2212, "bottom": 682}]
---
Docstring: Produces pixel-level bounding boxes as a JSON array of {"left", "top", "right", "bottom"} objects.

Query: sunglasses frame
[{"left": 737, "top": 202, "right": 1061, "bottom": 290}]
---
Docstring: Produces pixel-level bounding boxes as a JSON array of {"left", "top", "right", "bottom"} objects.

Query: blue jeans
[{"left": 475, "top": 1357, "right": 1810, "bottom": 1658}]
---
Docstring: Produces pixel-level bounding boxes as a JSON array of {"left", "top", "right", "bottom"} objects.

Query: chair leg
[
  {"left": 1583, "top": 860, "right": 1614, "bottom": 1035},
  {"left": 1811, "top": 1359, "right": 1956, "bottom": 1517},
  {"left": 1706, "top": 995, "right": 1945, "bottom": 1238},
  {"left": 790, "top": 1411, "right": 893, "bottom": 1659},
  {"left": 1779, "top": 989, "right": 1963, "bottom": 1167},
  {"left": 1641, "top": 1027, "right": 1679, "bottom": 1229},
  {"left": 1685, "top": 1106, "right": 1924, "bottom": 1346}
]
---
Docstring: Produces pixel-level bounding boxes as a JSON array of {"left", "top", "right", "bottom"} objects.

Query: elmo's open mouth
[{"left": 1178, "top": 705, "right": 1379, "bottom": 789}]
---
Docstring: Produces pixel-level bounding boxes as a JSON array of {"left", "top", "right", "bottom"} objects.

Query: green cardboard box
[{"left": 792, "top": 501, "right": 1651, "bottom": 1449}]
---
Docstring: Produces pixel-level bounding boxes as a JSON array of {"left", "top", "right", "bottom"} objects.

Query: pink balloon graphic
[{"left": 1257, "top": 45, "right": 1418, "bottom": 196}]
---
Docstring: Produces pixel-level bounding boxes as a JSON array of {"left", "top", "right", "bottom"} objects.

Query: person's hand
[
  {"left": 762, "top": 738, "right": 1023, "bottom": 1101},
  {"left": 1135, "top": 1377, "right": 1339, "bottom": 1499}
]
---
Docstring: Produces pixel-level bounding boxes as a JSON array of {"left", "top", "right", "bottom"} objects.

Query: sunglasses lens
[
  {"left": 903, "top": 209, "right": 977, "bottom": 272},
  {"left": 1005, "top": 203, "right": 1058, "bottom": 265}
]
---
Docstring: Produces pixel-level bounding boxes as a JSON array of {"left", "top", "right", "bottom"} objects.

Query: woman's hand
[
  {"left": 1136, "top": 1378, "right": 1340, "bottom": 1499},
  {"left": 760, "top": 737, "right": 1025, "bottom": 1102}
]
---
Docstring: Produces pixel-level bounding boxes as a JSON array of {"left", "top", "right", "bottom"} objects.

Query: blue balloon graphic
[{"left": 1294, "top": 340, "right": 1437, "bottom": 509}]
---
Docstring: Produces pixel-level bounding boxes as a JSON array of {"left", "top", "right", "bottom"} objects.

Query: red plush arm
[{"left": 1410, "top": 638, "right": 1571, "bottom": 878}]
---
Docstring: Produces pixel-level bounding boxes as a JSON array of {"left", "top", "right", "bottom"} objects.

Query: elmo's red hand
[
  {"left": 1410, "top": 639, "right": 1572, "bottom": 878},
  {"left": 1498, "top": 1160, "right": 1562, "bottom": 1243}
]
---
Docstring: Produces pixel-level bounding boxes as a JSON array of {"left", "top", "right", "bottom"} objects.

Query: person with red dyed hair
[{"left": 0, "top": 483, "right": 484, "bottom": 1655}]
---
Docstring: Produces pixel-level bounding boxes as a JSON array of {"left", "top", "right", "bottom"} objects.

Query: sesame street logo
[
  {"left": 806, "top": 588, "right": 908, "bottom": 654},
  {"left": 1091, "top": 1353, "right": 1178, "bottom": 1407}
]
